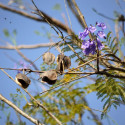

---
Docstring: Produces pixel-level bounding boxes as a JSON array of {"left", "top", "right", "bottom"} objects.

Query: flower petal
[
  {"left": 88, "top": 25, "right": 96, "bottom": 33},
  {"left": 79, "top": 28, "right": 89, "bottom": 40},
  {"left": 97, "top": 31, "right": 106, "bottom": 38},
  {"left": 97, "top": 38, "right": 104, "bottom": 50}
]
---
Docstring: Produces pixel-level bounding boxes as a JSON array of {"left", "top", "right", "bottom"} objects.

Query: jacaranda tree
[{"left": 0, "top": 0, "right": 125, "bottom": 125}]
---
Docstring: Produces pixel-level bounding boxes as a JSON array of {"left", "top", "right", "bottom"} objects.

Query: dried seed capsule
[
  {"left": 40, "top": 70, "right": 57, "bottom": 85},
  {"left": 42, "top": 52, "right": 55, "bottom": 65},
  {"left": 15, "top": 73, "right": 31, "bottom": 89},
  {"left": 63, "top": 56, "right": 71, "bottom": 70},
  {"left": 56, "top": 53, "right": 64, "bottom": 65},
  {"left": 56, "top": 54, "right": 71, "bottom": 74},
  {"left": 56, "top": 60, "right": 64, "bottom": 74},
  {"left": 56, "top": 53, "right": 65, "bottom": 74}
]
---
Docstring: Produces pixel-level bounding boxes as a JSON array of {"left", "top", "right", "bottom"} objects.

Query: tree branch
[
  {"left": 0, "top": 94, "right": 44, "bottom": 125},
  {"left": 0, "top": 3, "right": 72, "bottom": 33},
  {"left": 67, "top": 0, "right": 85, "bottom": 28},
  {"left": 0, "top": 43, "right": 55, "bottom": 50},
  {"left": 0, "top": 67, "right": 44, "bottom": 73}
]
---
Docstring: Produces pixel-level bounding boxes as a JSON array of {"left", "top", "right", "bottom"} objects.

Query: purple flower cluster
[{"left": 79, "top": 22, "right": 106, "bottom": 55}]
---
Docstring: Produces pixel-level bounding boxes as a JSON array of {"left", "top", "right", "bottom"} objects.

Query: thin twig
[
  {"left": 97, "top": 70, "right": 125, "bottom": 79},
  {"left": 64, "top": 0, "right": 72, "bottom": 30},
  {"left": 0, "top": 67, "right": 44, "bottom": 73},
  {"left": 66, "top": 68, "right": 125, "bottom": 79},
  {"left": 106, "top": 65, "right": 125, "bottom": 73},
  {"left": 67, "top": 0, "right": 85, "bottom": 28},
  {"left": 0, "top": 94, "right": 44, "bottom": 125},
  {"left": 71, "top": 0, "right": 93, "bottom": 40},
  {"left": 31, "top": 0, "right": 60, "bottom": 36}
]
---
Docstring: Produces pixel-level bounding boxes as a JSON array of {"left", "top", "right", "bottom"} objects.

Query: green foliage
[
  {"left": 3, "top": 29, "right": 10, "bottom": 37},
  {"left": 13, "top": 29, "right": 17, "bottom": 36},
  {"left": 34, "top": 31, "right": 41, "bottom": 35},
  {"left": 53, "top": 4, "right": 61, "bottom": 10},
  {"left": 40, "top": 62, "right": 57, "bottom": 71},
  {"left": 120, "top": 37, "right": 125, "bottom": 46},
  {"left": 34, "top": 28, "right": 52, "bottom": 39},
  {"left": 3, "top": 29, "right": 17, "bottom": 45},
  {"left": 83, "top": 84, "right": 97, "bottom": 94},
  {"left": 34, "top": 30, "right": 43, "bottom": 36},
  {"left": 103, "top": 32, "right": 118, "bottom": 55},
  {"left": 5, "top": 111, "right": 26, "bottom": 125},
  {"left": 0, "top": 100, "right": 9, "bottom": 111},
  {"left": 6, "top": 112, "right": 13, "bottom": 125},
  {"left": 119, "top": 37, "right": 125, "bottom": 57},
  {"left": 95, "top": 74, "right": 125, "bottom": 118},
  {"left": 83, "top": 72, "right": 125, "bottom": 119},
  {"left": 23, "top": 82, "right": 88, "bottom": 124},
  {"left": 10, "top": 92, "right": 24, "bottom": 106},
  {"left": 11, "top": 0, "right": 23, "bottom": 5}
]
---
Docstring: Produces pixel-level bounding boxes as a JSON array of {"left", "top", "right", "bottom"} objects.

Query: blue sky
[{"left": 0, "top": 0, "right": 125, "bottom": 125}]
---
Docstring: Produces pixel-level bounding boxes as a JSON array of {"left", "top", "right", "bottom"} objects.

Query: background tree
[{"left": 0, "top": 0, "right": 125, "bottom": 125}]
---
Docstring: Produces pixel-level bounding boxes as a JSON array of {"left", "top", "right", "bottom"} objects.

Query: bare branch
[
  {"left": 92, "top": 8, "right": 117, "bottom": 21},
  {"left": 0, "top": 43, "right": 55, "bottom": 50},
  {"left": 0, "top": 94, "right": 44, "bottom": 125},
  {"left": 97, "top": 70, "right": 125, "bottom": 79},
  {"left": 0, "top": 67, "right": 44, "bottom": 73},
  {"left": 0, "top": 3, "right": 72, "bottom": 33},
  {"left": 67, "top": 0, "right": 85, "bottom": 28}
]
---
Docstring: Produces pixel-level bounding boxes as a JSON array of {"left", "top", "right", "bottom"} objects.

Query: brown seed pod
[
  {"left": 56, "top": 53, "right": 65, "bottom": 74},
  {"left": 56, "top": 53, "right": 64, "bottom": 65},
  {"left": 15, "top": 73, "right": 31, "bottom": 89},
  {"left": 56, "top": 54, "right": 71, "bottom": 74},
  {"left": 42, "top": 52, "right": 55, "bottom": 65},
  {"left": 63, "top": 56, "right": 71, "bottom": 70},
  {"left": 56, "top": 60, "right": 64, "bottom": 74},
  {"left": 40, "top": 70, "right": 57, "bottom": 85}
]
